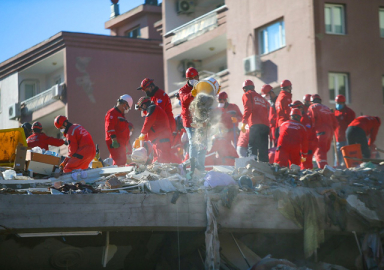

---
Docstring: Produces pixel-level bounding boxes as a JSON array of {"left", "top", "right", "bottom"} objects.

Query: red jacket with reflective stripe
[
  {"left": 241, "top": 90, "right": 269, "bottom": 127},
  {"left": 151, "top": 87, "right": 176, "bottom": 132},
  {"left": 178, "top": 82, "right": 194, "bottom": 128},
  {"left": 65, "top": 124, "right": 95, "bottom": 158},
  {"left": 277, "top": 120, "right": 308, "bottom": 155},
  {"left": 104, "top": 107, "right": 130, "bottom": 145},
  {"left": 348, "top": 116, "right": 381, "bottom": 146},
  {"left": 334, "top": 106, "right": 355, "bottom": 142},
  {"left": 141, "top": 104, "right": 172, "bottom": 143},
  {"left": 275, "top": 91, "right": 292, "bottom": 126},
  {"left": 27, "top": 132, "right": 65, "bottom": 150},
  {"left": 307, "top": 103, "right": 338, "bottom": 133}
]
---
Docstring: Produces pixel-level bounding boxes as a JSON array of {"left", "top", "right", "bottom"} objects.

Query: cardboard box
[
  {"left": 13, "top": 144, "right": 28, "bottom": 171},
  {"left": 26, "top": 151, "right": 61, "bottom": 175}
]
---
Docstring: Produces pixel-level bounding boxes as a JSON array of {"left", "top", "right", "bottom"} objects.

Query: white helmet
[{"left": 119, "top": 94, "right": 133, "bottom": 109}]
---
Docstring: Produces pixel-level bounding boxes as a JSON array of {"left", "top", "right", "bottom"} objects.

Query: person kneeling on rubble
[
  {"left": 54, "top": 115, "right": 96, "bottom": 173},
  {"left": 135, "top": 97, "right": 174, "bottom": 163},
  {"left": 274, "top": 109, "right": 308, "bottom": 168},
  {"left": 27, "top": 121, "right": 66, "bottom": 151}
]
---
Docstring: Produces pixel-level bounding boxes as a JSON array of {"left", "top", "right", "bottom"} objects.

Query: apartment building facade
[{"left": 162, "top": 0, "right": 384, "bottom": 151}]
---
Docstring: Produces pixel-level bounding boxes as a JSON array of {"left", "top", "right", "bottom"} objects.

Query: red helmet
[
  {"left": 311, "top": 94, "right": 321, "bottom": 102},
  {"left": 290, "top": 108, "right": 302, "bottom": 117},
  {"left": 289, "top": 100, "right": 303, "bottom": 108},
  {"left": 261, "top": 84, "right": 273, "bottom": 95},
  {"left": 303, "top": 94, "right": 311, "bottom": 102},
  {"left": 54, "top": 115, "right": 67, "bottom": 129},
  {"left": 242, "top": 80, "right": 254, "bottom": 88},
  {"left": 32, "top": 121, "right": 42, "bottom": 130},
  {"left": 335, "top": 94, "right": 346, "bottom": 103},
  {"left": 280, "top": 80, "right": 292, "bottom": 88},
  {"left": 135, "top": 96, "right": 151, "bottom": 110},
  {"left": 218, "top": 92, "right": 228, "bottom": 100},
  {"left": 137, "top": 78, "right": 154, "bottom": 90},
  {"left": 186, "top": 67, "right": 198, "bottom": 78}
]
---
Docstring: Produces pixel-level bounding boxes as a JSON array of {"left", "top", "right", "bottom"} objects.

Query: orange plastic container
[{"left": 340, "top": 144, "right": 363, "bottom": 168}]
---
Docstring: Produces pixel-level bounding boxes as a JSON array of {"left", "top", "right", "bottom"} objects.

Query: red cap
[
  {"left": 289, "top": 100, "right": 303, "bottom": 108},
  {"left": 311, "top": 94, "right": 321, "bottom": 102},
  {"left": 242, "top": 80, "right": 254, "bottom": 88},
  {"left": 186, "top": 67, "right": 198, "bottom": 78},
  {"left": 32, "top": 121, "right": 42, "bottom": 130},
  {"left": 261, "top": 84, "right": 273, "bottom": 95},
  {"left": 54, "top": 115, "right": 67, "bottom": 129},
  {"left": 290, "top": 108, "right": 302, "bottom": 117},
  {"left": 335, "top": 94, "right": 346, "bottom": 103},
  {"left": 218, "top": 92, "right": 228, "bottom": 100},
  {"left": 303, "top": 94, "right": 311, "bottom": 102},
  {"left": 280, "top": 80, "right": 292, "bottom": 88},
  {"left": 137, "top": 78, "right": 154, "bottom": 90}
]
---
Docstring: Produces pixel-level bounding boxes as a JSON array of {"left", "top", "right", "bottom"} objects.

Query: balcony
[
  {"left": 21, "top": 83, "right": 65, "bottom": 116},
  {"left": 164, "top": 5, "right": 227, "bottom": 51}
]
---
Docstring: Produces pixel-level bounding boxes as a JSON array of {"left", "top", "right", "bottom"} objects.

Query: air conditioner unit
[
  {"left": 177, "top": 0, "right": 195, "bottom": 14},
  {"left": 181, "top": 59, "right": 202, "bottom": 73},
  {"left": 9, "top": 103, "right": 21, "bottom": 120},
  {"left": 243, "top": 55, "right": 262, "bottom": 76}
]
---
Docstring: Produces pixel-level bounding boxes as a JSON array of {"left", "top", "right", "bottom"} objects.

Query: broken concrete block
[
  {"left": 245, "top": 160, "right": 276, "bottom": 180},
  {"left": 322, "top": 165, "right": 336, "bottom": 177},
  {"left": 235, "top": 156, "right": 255, "bottom": 169},
  {"left": 290, "top": 164, "right": 300, "bottom": 173},
  {"left": 105, "top": 176, "right": 122, "bottom": 189}
]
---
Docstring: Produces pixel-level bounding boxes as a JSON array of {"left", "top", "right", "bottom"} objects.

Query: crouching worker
[
  {"left": 54, "top": 115, "right": 96, "bottom": 173},
  {"left": 274, "top": 109, "right": 308, "bottom": 168},
  {"left": 27, "top": 121, "right": 66, "bottom": 151},
  {"left": 135, "top": 97, "right": 174, "bottom": 163}
]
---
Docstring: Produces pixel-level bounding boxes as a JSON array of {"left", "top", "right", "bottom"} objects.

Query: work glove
[
  {"left": 138, "top": 133, "right": 146, "bottom": 140},
  {"left": 191, "top": 88, "right": 197, "bottom": 97},
  {"left": 241, "top": 123, "right": 246, "bottom": 133},
  {"left": 301, "top": 155, "right": 307, "bottom": 163},
  {"left": 111, "top": 139, "right": 120, "bottom": 149},
  {"left": 133, "top": 138, "right": 141, "bottom": 149},
  {"left": 59, "top": 157, "right": 69, "bottom": 170},
  {"left": 63, "top": 140, "right": 69, "bottom": 146},
  {"left": 231, "top": 117, "right": 238, "bottom": 124}
]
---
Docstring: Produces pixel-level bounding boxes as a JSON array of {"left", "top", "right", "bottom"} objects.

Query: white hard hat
[{"left": 119, "top": 94, "right": 133, "bottom": 108}]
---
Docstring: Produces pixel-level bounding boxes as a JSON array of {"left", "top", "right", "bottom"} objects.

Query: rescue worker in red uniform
[
  {"left": 275, "top": 80, "right": 292, "bottom": 139},
  {"left": 217, "top": 91, "right": 243, "bottom": 145},
  {"left": 135, "top": 97, "right": 174, "bottom": 163},
  {"left": 105, "top": 94, "right": 133, "bottom": 166},
  {"left": 289, "top": 100, "right": 317, "bottom": 169},
  {"left": 261, "top": 84, "right": 278, "bottom": 147},
  {"left": 178, "top": 67, "right": 206, "bottom": 171},
  {"left": 346, "top": 116, "right": 381, "bottom": 158},
  {"left": 240, "top": 80, "right": 270, "bottom": 162},
  {"left": 54, "top": 116, "right": 96, "bottom": 173},
  {"left": 307, "top": 94, "right": 338, "bottom": 169},
  {"left": 274, "top": 109, "right": 308, "bottom": 168},
  {"left": 333, "top": 94, "right": 356, "bottom": 166},
  {"left": 137, "top": 78, "right": 176, "bottom": 132},
  {"left": 27, "top": 121, "right": 65, "bottom": 151},
  {"left": 303, "top": 94, "right": 312, "bottom": 114}
]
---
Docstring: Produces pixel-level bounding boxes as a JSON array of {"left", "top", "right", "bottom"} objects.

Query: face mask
[
  {"left": 60, "top": 128, "right": 65, "bottom": 134},
  {"left": 130, "top": 131, "right": 133, "bottom": 136},
  {"left": 189, "top": 79, "right": 198, "bottom": 86},
  {"left": 141, "top": 111, "right": 145, "bottom": 117},
  {"left": 217, "top": 103, "right": 224, "bottom": 108},
  {"left": 336, "top": 104, "right": 344, "bottom": 110},
  {"left": 124, "top": 106, "right": 130, "bottom": 114},
  {"left": 263, "top": 95, "right": 271, "bottom": 101}
]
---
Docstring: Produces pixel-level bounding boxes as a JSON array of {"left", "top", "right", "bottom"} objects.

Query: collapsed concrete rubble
[{"left": 1, "top": 157, "right": 384, "bottom": 269}]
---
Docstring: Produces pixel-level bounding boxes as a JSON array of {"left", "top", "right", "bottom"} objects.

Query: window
[
  {"left": 25, "top": 83, "right": 36, "bottom": 100},
  {"left": 380, "top": 9, "right": 384, "bottom": 37},
  {"left": 325, "top": 4, "right": 345, "bottom": 34},
  {"left": 258, "top": 20, "right": 285, "bottom": 55},
  {"left": 329, "top": 73, "right": 349, "bottom": 103},
  {"left": 125, "top": 26, "right": 141, "bottom": 38}
]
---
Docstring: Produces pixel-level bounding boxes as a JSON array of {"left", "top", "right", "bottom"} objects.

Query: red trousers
[
  {"left": 107, "top": 143, "right": 127, "bottom": 166},
  {"left": 63, "top": 154, "right": 95, "bottom": 173},
  {"left": 153, "top": 140, "right": 174, "bottom": 163},
  {"left": 274, "top": 145, "right": 301, "bottom": 168},
  {"left": 314, "top": 130, "right": 333, "bottom": 169}
]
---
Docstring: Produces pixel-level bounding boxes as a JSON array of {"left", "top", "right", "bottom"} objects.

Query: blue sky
[{"left": 0, "top": 0, "right": 162, "bottom": 63}]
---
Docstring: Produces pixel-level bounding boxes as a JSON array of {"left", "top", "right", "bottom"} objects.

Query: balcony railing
[
  {"left": 21, "top": 83, "right": 65, "bottom": 115},
  {"left": 164, "top": 5, "right": 227, "bottom": 50}
]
